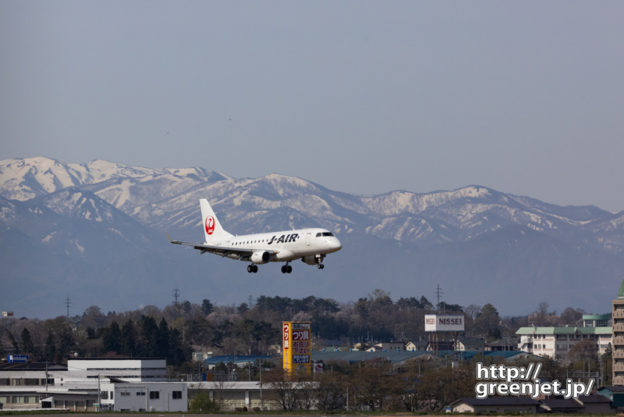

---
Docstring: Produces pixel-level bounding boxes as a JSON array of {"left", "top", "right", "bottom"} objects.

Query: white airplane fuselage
[{"left": 216, "top": 228, "right": 342, "bottom": 263}]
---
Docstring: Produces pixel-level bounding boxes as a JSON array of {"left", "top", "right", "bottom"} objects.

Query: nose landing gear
[{"left": 316, "top": 254, "right": 325, "bottom": 269}]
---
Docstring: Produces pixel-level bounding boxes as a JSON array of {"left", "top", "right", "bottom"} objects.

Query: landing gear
[
  {"left": 281, "top": 264, "right": 293, "bottom": 274},
  {"left": 247, "top": 264, "right": 258, "bottom": 273},
  {"left": 316, "top": 254, "right": 325, "bottom": 270}
]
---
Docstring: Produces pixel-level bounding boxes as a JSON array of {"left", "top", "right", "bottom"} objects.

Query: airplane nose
[{"left": 334, "top": 238, "right": 342, "bottom": 251}]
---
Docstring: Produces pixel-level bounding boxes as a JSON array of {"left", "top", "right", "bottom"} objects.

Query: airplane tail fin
[{"left": 199, "top": 199, "right": 233, "bottom": 242}]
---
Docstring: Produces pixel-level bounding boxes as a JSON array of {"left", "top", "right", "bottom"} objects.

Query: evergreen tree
[
  {"left": 473, "top": 303, "right": 502, "bottom": 340},
  {"left": 156, "top": 318, "right": 170, "bottom": 358},
  {"left": 21, "top": 328, "right": 34, "bottom": 355},
  {"left": 86, "top": 327, "right": 96, "bottom": 339},
  {"left": 120, "top": 320, "right": 137, "bottom": 357},
  {"left": 103, "top": 321, "right": 121, "bottom": 353},
  {"left": 44, "top": 332, "right": 56, "bottom": 362},
  {"left": 168, "top": 328, "right": 189, "bottom": 366},
  {"left": 201, "top": 299, "right": 214, "bottom": 315},
  {"left": 57, "top": 326, "right": 75, "bottom": 360},
  {"left": 140, "top": 316, "right": 159, "bottom": 357}
]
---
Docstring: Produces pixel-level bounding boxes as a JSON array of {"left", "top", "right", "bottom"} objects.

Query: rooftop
[
  {"left": 452, "top": 397, "right": 539, "bottom": 406},
  {"left": 541, "top": 398, "right": 583, "bottom": 409},
  {"left": 577, "top": 394, "right": 611, "bottom": 404},
  {"left": 312, "top": 350, "right": 431, "bottom": 364},
  {"left": 516, "top": 326, "right": 612, "bottom": 335},
  {"left": 311, "top": 350, "right": 534, "bottom": 364},
  {"left": 438, "top": 350, "right": 540, "bottom": 361},
  {"left": 582, "top": 313, "right": 611, "bottom": 320},
  {"left": 204, "top": 355, "right": 273, "bottom": 365},
  {"left": 0, "top": 362, "right": 67, "bottom": 371},
  {"left": 67, "top": 357, "right": 165, "bottom": 361}
]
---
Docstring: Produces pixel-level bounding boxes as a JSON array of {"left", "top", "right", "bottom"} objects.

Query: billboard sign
[
  {"left": 424, "top": 314, "right": 464, "bottom": 332},
  {"left": 8, "top": 354, "right": 28, "bottom": 363},
  {"left": 282, "top": 321, "right": 311, "bottom": 375}
]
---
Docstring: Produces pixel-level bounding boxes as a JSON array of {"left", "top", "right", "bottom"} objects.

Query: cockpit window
[{"left": 316, "top": 232, "right": 334, "bottom": 237}]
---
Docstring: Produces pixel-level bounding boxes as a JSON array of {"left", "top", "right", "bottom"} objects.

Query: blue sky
[{"left": 2, "top": 1, "right": 623, "bottom": 211}]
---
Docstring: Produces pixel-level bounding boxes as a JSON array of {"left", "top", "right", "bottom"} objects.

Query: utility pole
[
  {"left": 435, "top": 284, "right": 443, "bottom": 313},
  {"left": 65, "top": 296, "right": 71, "bottom": 317},
  {"left": 97, "top": 374, "right": 101, "bottom": 412}
]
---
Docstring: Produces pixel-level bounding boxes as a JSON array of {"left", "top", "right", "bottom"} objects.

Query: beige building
[
  {"left": 612, "top": 281, "right": 624, "bottom": 385},
  {"left": 516, "top": 324, "right": 611, "bottom": 360}
]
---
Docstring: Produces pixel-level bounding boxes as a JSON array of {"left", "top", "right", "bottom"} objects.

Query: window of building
[
  {"left": 150, "top": 391, "right": 159, "bottom": 399},
  {"left": 172, "top": 391, "right": 182, "bottom": 399},
  {"left": 100, "top": 392, "right": 108, "bottom": 399},
  {"left": 136, "top": 391, "right": 145, "bottom": 396}
]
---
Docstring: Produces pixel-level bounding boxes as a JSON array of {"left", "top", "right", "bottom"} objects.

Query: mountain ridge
[{"left": 0, "top": 156, "right": 622, "bottom": 317}]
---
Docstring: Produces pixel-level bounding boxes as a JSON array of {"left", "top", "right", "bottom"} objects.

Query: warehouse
[{"left": 0, "top": 358, "right": 186, "bottom": 412}]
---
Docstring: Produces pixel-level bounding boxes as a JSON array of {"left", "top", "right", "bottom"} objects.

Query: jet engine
[{"left": 251, "top": 251, "right": 271, "bottom": 264}]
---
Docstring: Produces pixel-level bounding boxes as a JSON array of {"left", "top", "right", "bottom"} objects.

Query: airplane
[{"left": 168, "top": 199, "right": 342, "bottom": 274}]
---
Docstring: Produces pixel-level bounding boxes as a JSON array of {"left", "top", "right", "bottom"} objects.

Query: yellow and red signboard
[{"left": 282, "top": 321, "right": 311, "bottom": 375}]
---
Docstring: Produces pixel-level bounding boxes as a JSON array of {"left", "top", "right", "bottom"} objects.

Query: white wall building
[
  {"left": 111, "top": 382, "right": 187, "bottom": 412},
  {"left": 516, "top": 326, "right": 612, "bottom": 360},
  {"left": 0, "top": 359, "right": 184, "bottom": 412},
  {"left": 66, "top": 358, "right": 167, "bottom": 384}
]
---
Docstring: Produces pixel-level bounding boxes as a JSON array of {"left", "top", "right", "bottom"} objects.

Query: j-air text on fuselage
[{"left": 168, "top": 199, "right": 342, "bottom": 274}]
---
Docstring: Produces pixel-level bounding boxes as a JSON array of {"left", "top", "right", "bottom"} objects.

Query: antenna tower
[{"left": 435, "top": 284, "right": 443, "bottom": 313}]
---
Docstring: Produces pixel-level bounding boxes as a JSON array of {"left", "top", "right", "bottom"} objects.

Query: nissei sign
[
  {"left": 8, "top": 354, "right": 28, "bottom": 363},
  {"left": 424, "top": 314, "right": 465, "bottom": 332}
]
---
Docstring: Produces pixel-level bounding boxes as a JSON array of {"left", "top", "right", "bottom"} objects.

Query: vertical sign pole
[{"left": 282, "top": 322, "right": 292, "bottom": 375}]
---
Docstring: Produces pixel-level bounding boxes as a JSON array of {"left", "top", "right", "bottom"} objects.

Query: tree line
[{"left": 1, "top": 291, "right": 587, "bottom": 365}]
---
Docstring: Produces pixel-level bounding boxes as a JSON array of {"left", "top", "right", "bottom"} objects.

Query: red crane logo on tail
[{"left": 205, "top": 216, "right": 215, "bottom": 235}]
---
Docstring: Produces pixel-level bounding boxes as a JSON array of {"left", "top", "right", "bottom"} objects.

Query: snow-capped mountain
[{"left": 1, "top": 156, "right": 623, "bottom": 317}]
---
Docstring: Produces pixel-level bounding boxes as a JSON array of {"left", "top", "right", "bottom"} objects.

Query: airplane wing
[{"left": 167, "top": 234, "right": 275, "bottom": 261}]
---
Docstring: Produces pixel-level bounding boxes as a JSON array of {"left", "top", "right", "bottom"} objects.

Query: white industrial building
[
  {"left": 0, "top": 358, "right": 186, "bottom": 412},
  {"left": 109, "top": 381, "right": 187, "bottom": 412}
]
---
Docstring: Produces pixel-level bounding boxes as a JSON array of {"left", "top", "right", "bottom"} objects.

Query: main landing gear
[
  {"left": 247, "top": 264, "right": 258, "bottom": 273},
  {"left": 281, "top": 263, "right": 293, "bottom": 274}
]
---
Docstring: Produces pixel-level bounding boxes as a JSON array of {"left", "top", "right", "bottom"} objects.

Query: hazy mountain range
[{"left": 1, "top": 157, "right": 623, "bottom": 318}]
